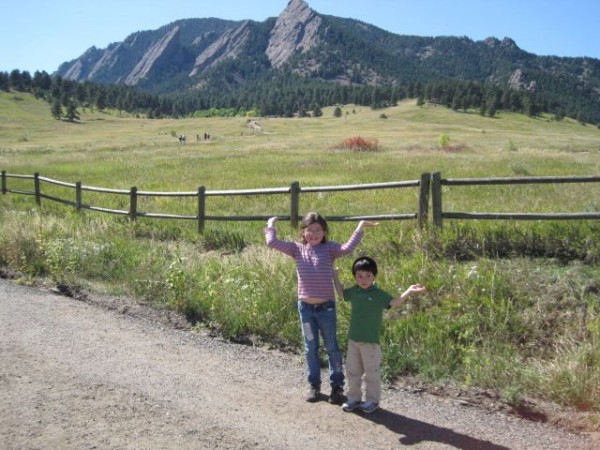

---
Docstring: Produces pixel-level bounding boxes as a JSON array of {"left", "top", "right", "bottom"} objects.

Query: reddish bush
[{"left": 332, "top": 136, "right": 380, "bottom": 152}]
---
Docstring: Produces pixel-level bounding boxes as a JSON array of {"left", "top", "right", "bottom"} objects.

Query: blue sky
[{"left": 1, "top": 0, "right": 599, "bottom": 74}]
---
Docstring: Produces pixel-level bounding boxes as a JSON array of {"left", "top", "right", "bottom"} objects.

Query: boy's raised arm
[{"left": 390, "top": 284, "right": 427, "bottom": 308}]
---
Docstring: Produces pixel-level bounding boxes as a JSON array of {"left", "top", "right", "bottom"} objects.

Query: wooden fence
[
  {"left": 0, "top": 171, "right": 430, "bottom": 231},
  {"left": 2, "top": 170, "right": 600, "bottom": 230},
  {"left": 431, "top": 172, "right": 600, "bottom": 227}
]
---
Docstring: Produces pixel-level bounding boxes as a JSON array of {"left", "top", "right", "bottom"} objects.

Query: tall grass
[
  {"left": 2, "top": 203, "right": 599, "bottom": 415},
  {"left": 1, "top": 93, "right": 600, "bottom": 418}
]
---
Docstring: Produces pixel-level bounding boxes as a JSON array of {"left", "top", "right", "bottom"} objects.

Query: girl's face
[
  {"left": 303, "top": 222, "right": 326, "bottom": 246},
  {"left": 355, "top": 270, "right": 375, "bottom": 290}
]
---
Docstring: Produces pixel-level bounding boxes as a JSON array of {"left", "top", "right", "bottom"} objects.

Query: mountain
[{"left": 56, "top": 0, "right": 600, "bottom": 123}]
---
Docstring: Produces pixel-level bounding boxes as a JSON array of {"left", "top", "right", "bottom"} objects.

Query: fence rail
[
  {"left": 2, "top": 170, "right": 600, "bottom": 230},
  {"left": 1, "top": 171, "right": 429, "bottom": 231},
  {"left": 431, "top": 172, "right": 600, "bottom": 227}
]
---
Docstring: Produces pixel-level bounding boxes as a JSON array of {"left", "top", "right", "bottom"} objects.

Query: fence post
[
  {"left": 75, "top": 181, "right": 82, "bottom": 212},
  {"left": 290, "top": 181, "right": 300, "bottom": 228},
  {"left": 432, "top": 172, "right": 443, "bottom": 228},
  {"left": 197, "top": 186, "right": 206, "bottom": 233},
  {"left": 129, "top": 186, "right": 137, "bottom": 221},
  {"left": 418, "top": 173, "right": 431, "bottom": 228},
  {"left": 1, "top": 170, "right": 6, "bottom": 194},
  {"left": 34, "top": 172, "right": 41, "bottom": 206}
]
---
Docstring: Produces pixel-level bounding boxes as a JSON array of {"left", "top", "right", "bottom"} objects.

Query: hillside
[
  {"left": 2, "top": 90, "right": 599, "bottom": 188},
  {"left": 2, "top": 90, "right": 599, "bottom": 191},
  {"left": 2, "top": 90, "right": 598, "bottom": 146}
]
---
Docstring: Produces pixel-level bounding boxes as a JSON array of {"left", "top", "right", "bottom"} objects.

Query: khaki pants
[{"left": 345, "top": 340, "right": 382, "bottom": 403}]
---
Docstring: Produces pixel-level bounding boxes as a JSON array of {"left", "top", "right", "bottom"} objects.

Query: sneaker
[
  {"left": 359, "top": 401, "right": 379, "bottom": 413},
  {"left": 328, "top": 386, "right": 345, "bottom": 405},
  {"left": 306, "top": 385, "right": 321, "bottom": 402},
  {"left": 341, "top": 399, "right": 361, "bottom": 412}
]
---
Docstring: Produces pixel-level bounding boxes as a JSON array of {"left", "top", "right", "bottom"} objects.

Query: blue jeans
[{"left": 297, "top": 300, "right": 344, "bottom": 389}]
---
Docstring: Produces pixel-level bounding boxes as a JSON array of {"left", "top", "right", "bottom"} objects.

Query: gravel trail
[{"left": 0, "top": 279, "right": 597, "bottom": 449}]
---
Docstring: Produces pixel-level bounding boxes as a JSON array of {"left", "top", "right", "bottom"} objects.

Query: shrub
[
  {"left": 331, "top": 136, "right": 380, "bottom": 152},
  {"left": 438, "top": 133, "right": 451, "bottom": 149}
]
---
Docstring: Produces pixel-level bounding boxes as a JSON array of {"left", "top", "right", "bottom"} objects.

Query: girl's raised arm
[{"left": 355, "top": 220, "right": 379, "bottom": 233}]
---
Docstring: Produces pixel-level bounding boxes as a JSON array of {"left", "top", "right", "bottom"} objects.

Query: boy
[{"left": 334, "top": 256, "right": 426, "bottom": 413}]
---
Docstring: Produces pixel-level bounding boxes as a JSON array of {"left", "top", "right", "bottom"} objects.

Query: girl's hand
[
  {"left": 333, "top": 267, "right": 344, "bottom": 300},
  {"left": 357, "top": 220, "right": 379, "bottom": 231},
  {"left": 267, "top": 217, "right": 278, "bottom": 227}
]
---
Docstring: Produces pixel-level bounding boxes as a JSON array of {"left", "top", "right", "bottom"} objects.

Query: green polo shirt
[{"left": 343, "top": 284, "right": 393, "bottom": 344}]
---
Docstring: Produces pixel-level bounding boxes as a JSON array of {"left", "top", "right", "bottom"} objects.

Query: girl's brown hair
[{"left": 299, "top": 211, "right": 328, "bottom": 244}]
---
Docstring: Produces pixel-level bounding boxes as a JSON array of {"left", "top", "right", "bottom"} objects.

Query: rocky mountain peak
[
  {"left": 190, "top": 21, "right": 252, "bottom": 76},
  {"left": 125, "top": 26, "right": 181, "bottom": 85},
  {"left": 266, "top": 0, "right": 322, "bottom": 69}
]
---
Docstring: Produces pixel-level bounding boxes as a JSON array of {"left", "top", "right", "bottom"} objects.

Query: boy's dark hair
[
  {"left": 352, "top": 256, "right": 378, "bottom": 276},
  {"left": 299, "top": 211, "right": 328, "bottom": 244}
]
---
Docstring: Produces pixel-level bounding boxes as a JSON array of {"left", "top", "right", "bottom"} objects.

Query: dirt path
[{"left": 0, "top": 279, "right": 597, "bottom": 450}]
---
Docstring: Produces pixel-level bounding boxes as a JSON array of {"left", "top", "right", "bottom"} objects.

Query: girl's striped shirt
[{"left": 265, "top": 227, "right": 363, "bottom": 300}]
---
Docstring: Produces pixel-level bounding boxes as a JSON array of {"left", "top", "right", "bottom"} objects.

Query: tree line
[
  {"left": 2, "top": 68, "right": 597, "bottom": 126},
  {"left": 1, "top": 69, "right": 174, "bottom": 120}
]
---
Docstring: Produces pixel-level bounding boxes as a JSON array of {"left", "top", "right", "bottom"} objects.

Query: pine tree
[
  {"left": 65, "top": 101, "right": 80, "bottom": 122},
  {"left": 51, "top": 98, "right": 63, "bottom": 120}
]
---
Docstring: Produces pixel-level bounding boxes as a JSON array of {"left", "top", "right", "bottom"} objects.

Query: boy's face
[
  {"left": 355, "top": 270, "right": 375, "bottom": 290},
  {"left": 303, "top": 223, "right": 326, "bottom": 246}
]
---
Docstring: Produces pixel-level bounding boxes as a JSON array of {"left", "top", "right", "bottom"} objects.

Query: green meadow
[{"left": 2, "top": 91, "right": 600, "bottom": 420}]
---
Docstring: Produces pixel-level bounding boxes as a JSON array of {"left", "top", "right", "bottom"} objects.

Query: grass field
[{"left": 2, "top": 91, "right": 600, "bottom": 420}]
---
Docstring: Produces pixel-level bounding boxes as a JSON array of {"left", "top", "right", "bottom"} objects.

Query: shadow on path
[{"left": 360, "top": 407, "right": 511, "bottom": 449}]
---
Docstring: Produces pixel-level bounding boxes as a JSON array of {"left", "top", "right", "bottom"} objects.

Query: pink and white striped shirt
[{"left": 265, "top": 226, "right": 364, "bottom": 300}]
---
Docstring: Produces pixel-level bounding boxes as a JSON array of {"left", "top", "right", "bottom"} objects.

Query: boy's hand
[
  {"left": 391, "top": 284, "right": 427, "bottom": 308},
  {"left": 267, "top": 217, "right": 278, "bottom": 227},
  {"left": 407, "top": 284, "right": 427, "bottom": 296}
]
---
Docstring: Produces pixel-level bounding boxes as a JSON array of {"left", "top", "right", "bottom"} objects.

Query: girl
[{"left": 265, "top": 212, "right": 377, "bottom": 403}]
